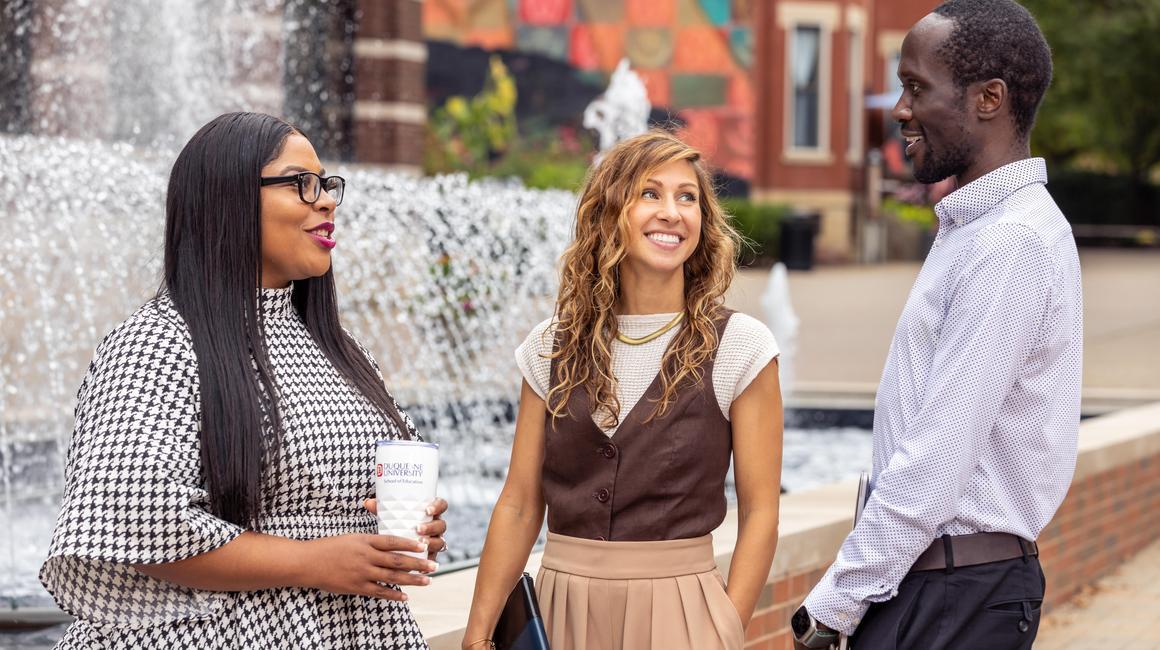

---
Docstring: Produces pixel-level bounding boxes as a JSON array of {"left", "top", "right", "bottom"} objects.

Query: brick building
[
  {"left": 422, "top": 0, "right": 936, "bottom": 261},
  {"left": 423, "top": 0, "right": 761, "bottom": 181},
  {"left": 349, "top": 0, "right": 427, "bottom": 170},
  {"left": 752, "top": 0, "right": 932, "bottom": 260}
]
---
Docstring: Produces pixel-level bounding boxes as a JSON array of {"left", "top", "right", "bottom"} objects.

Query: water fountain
[
  {"left": 762, "top": 262, "right": 800, "bottom": 403},
  {"left": 0, "top": 0, "right": 578, "bottom": 616},
  {"left": 0, "top": 131, "right": 577, "bottom": 594},
  {"left": 0, "top": 5, "right": 872, "bottom": 642}
]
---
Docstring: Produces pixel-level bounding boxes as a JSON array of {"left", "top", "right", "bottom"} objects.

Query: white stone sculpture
[{"left": 583, "top": 58, "right": 652, "bottom": 160}]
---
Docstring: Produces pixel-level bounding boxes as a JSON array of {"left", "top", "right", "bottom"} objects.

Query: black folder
[{"left": 492, "top": 572, "right": 550, "bottom": 650}]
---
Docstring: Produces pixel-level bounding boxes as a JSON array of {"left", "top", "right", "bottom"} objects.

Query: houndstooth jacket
[{"left": 40, "top": 287, "right": 427, "bottom": 649}]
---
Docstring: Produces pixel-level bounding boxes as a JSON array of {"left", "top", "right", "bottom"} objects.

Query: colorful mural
[{"left": 424, "top": 0, "right": 756, "bottom": 180}]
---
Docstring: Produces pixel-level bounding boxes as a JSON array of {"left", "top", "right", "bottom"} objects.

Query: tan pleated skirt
[{"left": 536, "top": 532, "right": 744, "bottom": 650}]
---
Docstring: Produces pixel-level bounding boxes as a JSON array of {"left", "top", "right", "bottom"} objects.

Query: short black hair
[{"left": 932, "top": 0, "right": 1053, "bottom": 140}]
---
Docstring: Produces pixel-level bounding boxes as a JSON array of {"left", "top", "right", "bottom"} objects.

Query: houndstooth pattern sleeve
[{"left": 39, "top": 302, "right": 244, "bottom": 625}]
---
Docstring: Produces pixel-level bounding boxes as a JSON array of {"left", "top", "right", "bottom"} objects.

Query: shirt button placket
[{"left": 594, "top": 442, "right": 617, "bottom": 540}]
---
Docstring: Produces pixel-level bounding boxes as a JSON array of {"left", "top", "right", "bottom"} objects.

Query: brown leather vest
[{"left": 541, "top": 311, "right": 734, "bottom": 541}]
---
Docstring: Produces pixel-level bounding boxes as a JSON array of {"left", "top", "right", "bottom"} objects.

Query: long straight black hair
[{"left": 162, "top": 111, "right": 411, "bottom": 528}]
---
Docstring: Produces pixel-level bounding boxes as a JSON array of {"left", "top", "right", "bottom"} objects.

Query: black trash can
[{"left": 779, "top": 211, "right": 820, "bottom": 270}]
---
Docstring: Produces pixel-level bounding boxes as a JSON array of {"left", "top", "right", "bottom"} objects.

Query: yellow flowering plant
[{"left": 426, "top": 56, "right": 517, "bottom": 174}]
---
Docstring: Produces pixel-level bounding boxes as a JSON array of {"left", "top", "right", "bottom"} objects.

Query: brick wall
[
  {"left": 736, "top": 417, "right": 1160, "bottom": 649},
  {"left": 351, "top": 0, "right": 426, "bottom": 169},
  {"left": 742, "top": 565, "right": 830, "bottom": 649},
  {"left": 1036, "top": 452, "right": 1160, "bottom": 613}
]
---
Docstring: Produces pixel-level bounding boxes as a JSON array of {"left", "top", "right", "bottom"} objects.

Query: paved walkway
[
  {"left": 723, "top": 249, "right": 1160, "bottom": 649},
  {"left": 1035, "top": 540, "right": 1160, "bottom": 649},
  {"left": 725, "top": 249, "right": 1160, "bottom": 412}
]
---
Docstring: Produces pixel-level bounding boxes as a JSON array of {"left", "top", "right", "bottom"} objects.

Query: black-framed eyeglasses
[{"left": 260, "top": 171, "right": 346, "bottom": 206}]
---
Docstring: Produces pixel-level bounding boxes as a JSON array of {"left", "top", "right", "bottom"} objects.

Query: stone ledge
[
  {"left": 1072, "top": 401, "right": 1160, "bottom": 480},
  {"left": 787, "top": 381, "right": 1160, "bottom": 417}
]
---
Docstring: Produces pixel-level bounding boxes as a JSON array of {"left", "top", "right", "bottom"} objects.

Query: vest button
[
  {"left": 599, "top": 443, "right": 617, "bottom": 459},
  {"left": 594, "top": 488, "right": 610, "bottom": 503}
]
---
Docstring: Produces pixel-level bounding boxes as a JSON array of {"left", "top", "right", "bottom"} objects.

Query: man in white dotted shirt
[{"left": 792, "top": 1, "right": 1083, "bottom": 649}]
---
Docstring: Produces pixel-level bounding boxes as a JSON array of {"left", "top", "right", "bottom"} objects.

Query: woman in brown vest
[{"left": 463, "top": 131, "right": 783, "bottom": 650}]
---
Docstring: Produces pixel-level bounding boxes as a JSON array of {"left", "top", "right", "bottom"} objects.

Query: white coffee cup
[{"left": 374, "top": 439, "right": 440, "bottom": 561}]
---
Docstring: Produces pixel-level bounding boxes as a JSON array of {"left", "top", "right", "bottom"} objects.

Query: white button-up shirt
[{"left": 803, "top": 158, "right": 1083, "bottom": 634}]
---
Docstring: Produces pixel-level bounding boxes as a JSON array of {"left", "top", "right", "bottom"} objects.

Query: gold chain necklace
[{"left": 616, "top": 312, "right": 684, "bottom": 346}]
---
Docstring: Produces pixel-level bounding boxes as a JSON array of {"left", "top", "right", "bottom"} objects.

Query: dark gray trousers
[{"left": 850, "top": 555, "right": 1045, "bottom": 650}]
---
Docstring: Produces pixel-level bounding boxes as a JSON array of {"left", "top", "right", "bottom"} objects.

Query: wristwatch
[{"left": 792, "top": 605, "right": 840, "bottom": 649}]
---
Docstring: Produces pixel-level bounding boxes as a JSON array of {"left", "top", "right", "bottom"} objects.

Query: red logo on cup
[{"left": 376, "top": 463, "right": 383, "bottom": 477}]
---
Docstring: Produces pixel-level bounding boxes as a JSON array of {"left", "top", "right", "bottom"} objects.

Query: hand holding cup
[
  {"left": 300, "top": 533, "right": 437, "bottom": 601},
  {"left": 373, "top": 440, "right": 441, "bottom": 562},
  {"left": 364, "top": 497, "right": 448, "bottom": 561}
]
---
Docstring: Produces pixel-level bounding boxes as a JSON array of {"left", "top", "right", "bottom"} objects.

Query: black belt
[{"left": 911, "top": 532, "right": 1038, "bottom": 572}]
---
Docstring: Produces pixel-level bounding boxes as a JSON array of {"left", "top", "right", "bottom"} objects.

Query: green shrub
[
  {"left": 882, "top": 197, "right": 937, "bottom": 230},
  {"left": 425, "top": 56, "right": 518, "bottom": 176},
  {"left": 722, "top": 198, "right": 790, "bottom": 267},
  {"left": 487, "top": 141, "right": 591, "bottom": 191},
  {"left": 424, "top": 61, "right": 594, "bottom": 191}
]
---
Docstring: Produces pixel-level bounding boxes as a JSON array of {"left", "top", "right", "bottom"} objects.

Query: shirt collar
[
  {"left": 934, "top": 158, "right": 1048, "bottom": 227},
  {"left": 259, "top": 285, "right": 296, "bottom": 320}
]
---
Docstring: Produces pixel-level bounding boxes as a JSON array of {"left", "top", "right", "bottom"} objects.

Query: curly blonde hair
[{"left": 546, "top": 130, "right": 741, "bottom": 428}]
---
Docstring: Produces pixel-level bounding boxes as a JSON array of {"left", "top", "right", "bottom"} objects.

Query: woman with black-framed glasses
[
  {"left": 260, "top": 170, "right": 346, "bottom": 207},
  {"left": 40, "top": 112, "right": 446, "bottom": 649}
]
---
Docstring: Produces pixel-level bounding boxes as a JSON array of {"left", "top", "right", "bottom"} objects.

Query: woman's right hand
[{"left": 300, "top": 534, "right": 437, "bottom": 601}]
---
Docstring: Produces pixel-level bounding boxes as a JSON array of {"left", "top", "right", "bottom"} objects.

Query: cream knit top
[{"left": 516, "top": 312, "right": 779, "bottom": 436}]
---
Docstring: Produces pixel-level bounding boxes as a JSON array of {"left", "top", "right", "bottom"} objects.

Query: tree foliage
[{"left": 1025, "top": 0, "right": 1160, "bottom": 183}]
